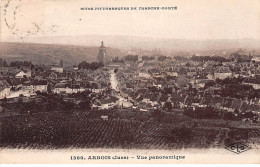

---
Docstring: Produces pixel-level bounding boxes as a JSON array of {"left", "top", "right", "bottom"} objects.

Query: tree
[
  {"left": 184, "top": 107, "right": 219, "bottom": 119},
  {"left": 158, "top": 55, "right": 169, "bottom": 62},
  {"left": 78, "top": 61, "right": 89, "bottom": 69},
  {"left": 234, "top": 109, "right": 239, "bottom": 114},
  {"left": 162, "top": 87, "right": 172, "bottom": 95},
  {"left": 0, "top": 58, "right": 8, "bottom": 67},
  {"left": 204, "top": 81, "right": 216, "bottom": 89},
  {"left": 60, "top": 101, "right": 75, "bottom": 112},
  {"left": 46, "top": 95, "right": 59, "bottom": 111},
  {"left": 223, "top": 112, "right": 234, "bottom": 120},
  {"left": 112, "top": 57, "right": 124, "bottom": 63},
  {"left": 2, "top": 97, "right": 7, "bottom": 104},
  {"left": 17, "top": 97, "right": 23, "bottom": 113},
  {"left": 148, "top": 86, "right": 158, "bottom": 92},
  {"left": 164, "top": 102, "right": 172, "bottom": 111},
  {"left": 124, "top": 55, "right": 138, "bottom": 62},
  {"left": 89, "top": 62, "right": 104, "bottom": 70},
  {"left": 185, "top": 63, "right": 190, "bottom": 67},
  {"left": 142, "top": 56, "right": 155, "bottom": 61},
  {"left": 244, "top": 112, "right": 255, "bottom": 119},
  {"left": 190, "top": 55, "right": 229, "bottom": 62},
  {"left": 77, "top": 100, "right": 91, "bottom": 111},
  {"left": 78, "top": 61, "right": 104, "bottom": 70},
  {"left": 9, "top": 61, "right": 33, "bottom": 67},
  {"left": 152, "top": 109, "right": 161, "bottom": 117}
]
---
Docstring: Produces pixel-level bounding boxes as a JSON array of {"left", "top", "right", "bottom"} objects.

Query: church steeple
[{"left": 97, "top": 41, "right": 106, "bottom": 66}]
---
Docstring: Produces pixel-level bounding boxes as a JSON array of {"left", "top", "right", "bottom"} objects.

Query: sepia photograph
[{"left": 0, "top": 0, "right": 260, "bottom": 164}]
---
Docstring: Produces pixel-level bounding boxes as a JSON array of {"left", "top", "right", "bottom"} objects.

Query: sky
[{"left": 1, "top": 0, "right": 260, "bottom": 42}]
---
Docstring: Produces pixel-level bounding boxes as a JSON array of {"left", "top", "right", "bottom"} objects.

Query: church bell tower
[{"left": 97, "top": 41, "right": 106, "bottom": 66}]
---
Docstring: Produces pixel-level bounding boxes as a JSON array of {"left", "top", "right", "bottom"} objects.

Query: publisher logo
[{"left": 225, "top": 142, "right": 251, "bottom": 154}]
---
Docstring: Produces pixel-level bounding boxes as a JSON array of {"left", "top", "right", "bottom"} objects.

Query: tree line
[
  {"left": 184, "top": 106, "right": 258, "bottom": 122},
  {"left": 0, "top": 59, "right": 34, "bottom": 67},
  {"left": 78, "top": 61, "right": 104, "bottom": 70},
  {"left": 190, "top": 55, "right": 230, "bottom": 62}
]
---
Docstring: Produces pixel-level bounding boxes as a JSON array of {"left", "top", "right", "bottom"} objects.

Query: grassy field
[{"left": 0, "top": 110, "right": 260, "bottom": 149}]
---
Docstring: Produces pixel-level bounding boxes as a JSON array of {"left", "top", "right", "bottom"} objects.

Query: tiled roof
[
  {"left": 100, "top": 97, "right": 118, "bottom": 104},
  {"left": 0, "top": 80, "right": 10, "bottom": 92},
  {"left": 215, "top": 66, "right": 232, "bottom": 73},
  {"left": 33, "top": 80, "right": 48, "bottom": 85},
  {"left": 55, "top": 83, "right": 69, "bottom": 88},
  {"left": 135, "top": 88, "right": 148, "bottom": 95},
  {"left": 125, "top": 82, "right": 133, "bottom": 88}
]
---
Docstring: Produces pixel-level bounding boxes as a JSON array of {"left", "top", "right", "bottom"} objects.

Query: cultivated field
[{"left": 0, "top": 110, "right": 260, "bottom": 149}]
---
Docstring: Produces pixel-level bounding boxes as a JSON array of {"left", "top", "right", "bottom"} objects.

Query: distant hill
[
  {"left": 0, "top": 42, "right": 125, "bottom": 66},
  {"left": 1, "top": 36, "right": 259, "bottom": 66},
  {"left": 4, "top": 35, "right": 260, "bottom": 53}
]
